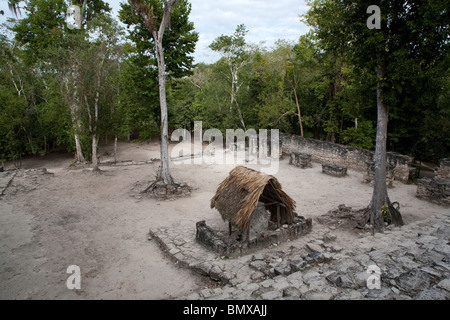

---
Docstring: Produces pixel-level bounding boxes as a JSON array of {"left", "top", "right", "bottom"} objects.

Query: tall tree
[
  {"left": 209, "top": 24, "right": 250, "bottom": 130},
  {"left": 8, "top": 0, "right": 112, "bottom": 164},
  {"left": 305, "top": 0, "right": 449, "bottom": 231},
  {"left": 126, "top": 0, "right": 197, "bottom": 185}
]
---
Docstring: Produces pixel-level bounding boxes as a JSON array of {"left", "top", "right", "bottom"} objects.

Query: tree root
[{"left": 357, "top": 198, "right": 404, "bottom": 231}]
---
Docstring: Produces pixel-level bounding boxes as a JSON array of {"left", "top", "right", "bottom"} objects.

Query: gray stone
[
  {"left": 283, "top": 286, "right": 301, "bottom": 298},
  {"left": 394, "top": 256, "right": 420, "bottom": 271},
  {"left": 249, "top": 203, "right": 271, "bottom": 238},
  {"left": 289, "top": 259, "right": 307, "bottom": 272},
  {"left": 420, "top": 266, "right": 443, "bottom": 279},
  {"left": 391, "top": 287, "right": 400, "bottom": 294},
  {"left": 364, "top": 288, "right": 394, "bottom": 300},
  {"left": 326, "top": 272, "right": 356, "bottom": 289},
  {"left": 433, "top": 261, "right": 450, "bottom": 272},
  {"left": 328, "top": 245, "right": 343, "bottom": 253},
  {"left": 433, "top": 243, "right": 450, "bottom": 255},
  {"left": 252, "top": 253, "right": 265, "bottom": 261},
  {"left": 437, "top": 279, "right": 450, "bottom": 292},
  {"left": 200, "top": 288, "right": 213, "bottom": 298},
  {"left": 244, "top": 283, "right": 260, "bottom": 292},
  {"left": 308, "top": 278, "right": 329, "bottom": 291},
  {"left": 209, "top": 266, "right": 223, "bottom": 281},
  {"left": 433, "top": 226, "right": 450, "bottom": 240},
  {"left": 323, "top": 233, "right": 337, "bottom": 243},
  {"left": 273, "top": 279, "right": 290, "bottom": 291},
  {"left": 260, "top": 279, "right": 274, "bottom": 288},
  {"left": 250, "top": 271, "right": 265, "bottom": 280},
  {"left": 415, "top": 235, "right": 438, "bottom": 244},
  {"left": 249, "top": 260, "right": 267, "bottom": 271},
  {"left": 306, "top": 243, "right": 323, "bottom": 253},
  {"left": 260, "top": 290, "right": 282, "bottom": 300},
  {"left": 302, "top": 270, "right": 321, "bottom": 284},
  {"left": 395, "top": 269, "right": 431, "bottom": 295},
  {"left": 414, "top": 288, "right": 450, "bottom": 300},
  {"left": 302, "top": 290, "right": 333, "bottom": 300}
]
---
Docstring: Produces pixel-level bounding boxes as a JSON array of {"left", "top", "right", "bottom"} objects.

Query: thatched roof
[{"left": 210, "top": 166, "right": 296, "bottom": 231}]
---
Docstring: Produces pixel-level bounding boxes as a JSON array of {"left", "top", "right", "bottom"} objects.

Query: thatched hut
[{"left": 210, "top": 166, "right": 296, "bottom": 234}]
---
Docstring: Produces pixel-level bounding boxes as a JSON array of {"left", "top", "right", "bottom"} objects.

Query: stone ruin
[
  {"left": 416, "top": 158, "right": 450, "bottom": 206},
  {"left": 289, "top": 152, "right": 312, "bottom": 169},
  {"left": 196, "top": 206, "right": 312, "bottom": 258},
  {"left": 322, "top": 163, "right": 348, "bottom": 178}
]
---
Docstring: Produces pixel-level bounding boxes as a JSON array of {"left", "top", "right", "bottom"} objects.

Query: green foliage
[
  {"left": 118, "top": 0, "right": 198, "bottom": 139},
  {"left": 341, "top": 121, "right": 376, "bottom": 150},
  {"left": 1, "top": 0, "right": 448, "bottom": 166}
]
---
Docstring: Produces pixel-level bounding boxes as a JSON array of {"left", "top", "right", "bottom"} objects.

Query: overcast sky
[{"left": 0, "top": 0, "right": 311, "bottom": 64}]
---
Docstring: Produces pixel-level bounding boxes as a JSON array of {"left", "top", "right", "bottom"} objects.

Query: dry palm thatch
[{"left": 211, "top": 166, "right": 296, "bottom": 232}]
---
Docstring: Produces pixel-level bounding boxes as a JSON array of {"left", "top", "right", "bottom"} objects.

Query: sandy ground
[{"left": 0, "top": 141, "right": 447, "bottom": 300}]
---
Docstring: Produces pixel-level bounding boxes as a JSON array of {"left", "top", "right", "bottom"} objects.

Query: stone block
[
  {"left": 322, "top": 163, "right": 347, "bottom": 177},
  {"left": 289, "top": 152, "right": 312, "bottom": 169}
]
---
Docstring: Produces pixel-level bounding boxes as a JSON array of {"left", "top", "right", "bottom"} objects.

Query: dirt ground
[{"left": 0, "top": 141, "right": 447, "bottom": 300}]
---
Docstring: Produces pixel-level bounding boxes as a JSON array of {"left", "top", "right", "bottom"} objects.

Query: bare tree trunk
[
  {"left": 64, "top": 72, "right": 85, "bottom": 163},
  {"left": 155, "top": 39, "right": 173, "bottom": 184},
  {"left": 292, "top": 85, "right": 304, "bottom": 137},
  {"left": 92, "top": 133, "right": 99, "bottom": 171},
  {"left": 363, "top": 65, "right": 404, "bottom": 231},
  {"left": 74, "top": 132, "right": 85, "bottom": 163},
  {"left": 114, "top": 136, "right": 118, "bottom": 164},
  {"left": 129, "top": 0, "right": 178, "bottom": 185}
]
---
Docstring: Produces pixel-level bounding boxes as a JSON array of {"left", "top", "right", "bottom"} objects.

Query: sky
[{"left": 0, "top": 0, "right": 311, "bottom": 64}]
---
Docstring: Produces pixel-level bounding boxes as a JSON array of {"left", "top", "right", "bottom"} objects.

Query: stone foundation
[
  {"left": 435, "top": 158, "right": 450, "bottom": 181},
  {"left": 363, "top": 161, "right": 395, "bottom": 188},
  {"left": 289, "top": 152, "right": 312, "bottom": 169},
  {"left": 322, "top": 164, "right": 347, "bottom": 178},
  {"left": 281, "top": 133, "right": 413, "bottom": 183},
  {"left": 416, "top": 159, "right": 450, "bottom": 206},
  {"left": 416, "top": 179, "right": 450, "bottom": 206},
  {"left": 196, "top": 216, "right": 312, "bottom": 258}
]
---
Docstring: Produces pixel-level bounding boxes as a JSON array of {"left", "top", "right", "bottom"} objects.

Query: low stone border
[{"left": 196, "top": 216, "right": 312, "bottom": 258}]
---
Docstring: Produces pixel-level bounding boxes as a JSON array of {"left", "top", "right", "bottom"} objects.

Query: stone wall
[
  {"left": 416, "top": 158, "right": 450, "bottom": 206},
  {"left": 435, "top": 158, "right": 450, "bottom": 181},
  {"left": 280, "top": 133, "right": 413, "bottom": 183}
]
